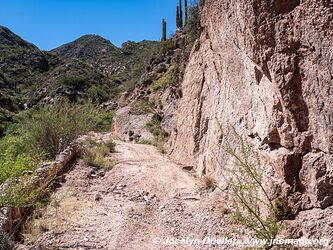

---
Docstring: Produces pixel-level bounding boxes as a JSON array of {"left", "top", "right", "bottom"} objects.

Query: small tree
[{"left": 217, "top": 121, "right": 283, "bottom": 244}]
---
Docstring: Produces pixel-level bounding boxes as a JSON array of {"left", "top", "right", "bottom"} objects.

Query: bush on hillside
[
  {"left": 0, "top": 150, "right": 42, "bottom": 185},
  {"left": 0, "top": 99, "right": 113, "bottom": 160},
  {"left": 0, "top": 108, "right": 14, "bottom": 138},
  {"left": 0, "top": 99, "right": 114, "bottom": 207},
  {"left": 160, "top": 39, "right": 177, "bottom": 54},
  {"left": 0, "top": 176, "right": 51, "bottom": 207},
  {"left": 151, "top": 63, "right": 179, "bottom": 90},
  {"left": 147, "top": 114, "right": 168, "bottom": 153},
  {"left": 85, "top": 85, "right": 111, "bottom": 103},
  {"left": 60, "top": 75, "right": 89, "bottom": 91},
  {"left": 131, "top": 99, "right": 154, "bottom": 115},
  {"left": 79, "top": 138, "right": 115, "bottom": 169}
]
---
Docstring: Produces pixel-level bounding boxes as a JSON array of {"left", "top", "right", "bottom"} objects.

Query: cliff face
[{"left": 169, "top": 0, "right": 333, "bottom": 234}]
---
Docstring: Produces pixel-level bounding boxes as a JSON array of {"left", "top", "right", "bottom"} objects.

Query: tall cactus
[
  {"left": 179, "top": 0, "right": 183, "bottom": 29},
  {"left": 176, "top": 6, "right": 181, "bottom": 29},
  {"left": 161, "top": 19, "right": 167, "bottom": 42},
  {"left": 176, "top": 0, "right": 183, "bottom": 30},
  {"left": 184, "top": 0, "right": 188, "bottom": 27}
]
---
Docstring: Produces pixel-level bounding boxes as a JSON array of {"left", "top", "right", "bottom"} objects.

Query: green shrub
[
  {"left": 60, "top": 75, "right": 89, "bottom": 91},
  {"left": 105, "top": 139, "right": 116, "bottom": 153},
  {"left": 151, "top": 63, "right": 179, "bottom": 91},
  {"left": 0, "top": 151, "right": 41, "bottom": 185},
  {"left": 0, "top": 133, "right": 30, "bottom": 159},
  {"left": 80, "top": 139, "right": 115, "bottom": 169},
  {"left": 160, "top": 39, "right": 177, "bottom": 54},
  {"left": 8, "top": 99, "right": 113, "bottom": 159},
  {"left": 147, "top": 114, "right": 168, "bottom": 153},
  {"left": 0, "top": 108, "right": 14, "bottom": 138},
  {"left": 0, "top": 124, "right": 5, "bottom": 137},
  {"left": 85, "top": 85, "right": 111, "bottom": 103},
  {"left": 96, "top": 112, "right": 113, "bottom": 131},
  {"left": 131, "top": 99, "right": 154, "bottom": 115},
  {"left": 0, "top": 99, "right": 113, "bottom": 207},
  {"left": 0, "top": 140, "right": 45, "bottom": 207},
  {"left": 0, "top": 177, "right": 51, "bottom": 207},
  {"left": 218, "top": 123, "right": 282, "bottom": 242}
]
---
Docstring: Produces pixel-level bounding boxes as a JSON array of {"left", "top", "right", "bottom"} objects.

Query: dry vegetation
[{"left": 79, "top": 137, "right": 115, "bottom": 170}]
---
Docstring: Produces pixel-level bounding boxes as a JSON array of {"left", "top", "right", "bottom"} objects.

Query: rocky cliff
[{"left": 169, "top": 0, "right": 333, "bottom": 239}]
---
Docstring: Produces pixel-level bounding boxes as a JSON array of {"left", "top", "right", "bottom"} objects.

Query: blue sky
[{"left": 0, "top": 0, "right": 181, "bottom": 50}]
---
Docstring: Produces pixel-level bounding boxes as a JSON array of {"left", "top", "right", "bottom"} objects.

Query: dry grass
[
  {"left": 215, "top": 202, "right": 232, "bottom": 215},
  {"left": 22, "top": 190, "right": 91, "bottom": 244},
  {"left": 79, "top": 137, "right": 115, "bottom": 170},
  {"left": 201, "top": 173, "right": 217, "bottom": 189}
]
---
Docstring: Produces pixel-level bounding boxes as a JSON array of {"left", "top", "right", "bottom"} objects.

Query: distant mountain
[
  {"left": 0, "top": 26, "right": 161, "bottom": 110},
  {"left": 0, "top": 25, "right": 36, "bottom": 49},
  {"left": 0, "top": 26, "right": 55, "bottom": 85},
  {"left": 51, "top": 35, "right": 161, "bottom": 95},
  {"left": 0, "top": 26, "right": 51, "bottom": 126},
  {"left": 52, "top": 34, "right": 120, "bottom": 62}
]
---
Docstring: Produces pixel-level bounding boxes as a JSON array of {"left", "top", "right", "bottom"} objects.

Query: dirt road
[{"left": 20, "top": 134, "right": 247, "bottom": 250}]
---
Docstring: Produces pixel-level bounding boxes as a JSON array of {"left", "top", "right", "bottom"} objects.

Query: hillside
[
  {"left": 0, "top": 26, "right": 161, "bottom": 133},
  {"left": 52, "top": 35, "right": 161, "bottom": 94},
  {"left": 0, "top": 26, "right": 53, "bottom": 109},
  {"left": 0, "top": 26, "right": 161, "bottom": 107}
]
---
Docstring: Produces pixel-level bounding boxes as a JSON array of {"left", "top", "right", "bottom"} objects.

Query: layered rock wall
[{"left": 169, "top": 0, "right": 333, "bottom": 220}]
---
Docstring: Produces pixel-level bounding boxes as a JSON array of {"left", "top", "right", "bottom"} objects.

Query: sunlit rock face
[{"left": 169, "top": 0, "right": 333, "bottom": 238}]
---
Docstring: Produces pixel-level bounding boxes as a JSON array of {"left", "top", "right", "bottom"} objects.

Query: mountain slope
[
  {"left": 0, "top": 26, "right": 161, "bottom": 109},
  {"left": 0, "top": 26, "right": 56, "bottom": 83},
  {"left": 52, "top": 36, "right": 161, "bottom": 94},
  {"left": 0, "top": 26, "right": 56, "bottom": 130},
  {"left": 51, "top": 34, "right": 121, "bottom": 62}
]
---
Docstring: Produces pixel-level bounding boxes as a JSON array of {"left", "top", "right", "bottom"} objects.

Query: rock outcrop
[
  {"left": 169, "top": 0, "right": 333, "bottom": 240},
  {"left": 112, "top": 106, "right": 155, "bottom": 142}
]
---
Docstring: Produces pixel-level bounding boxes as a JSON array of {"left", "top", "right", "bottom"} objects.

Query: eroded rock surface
[
  {"left": 112, "top": 106, "right": 154, "bottom": 142},
  {"left": 168, "top": 0, "right": 333, "bottom": 240}
]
